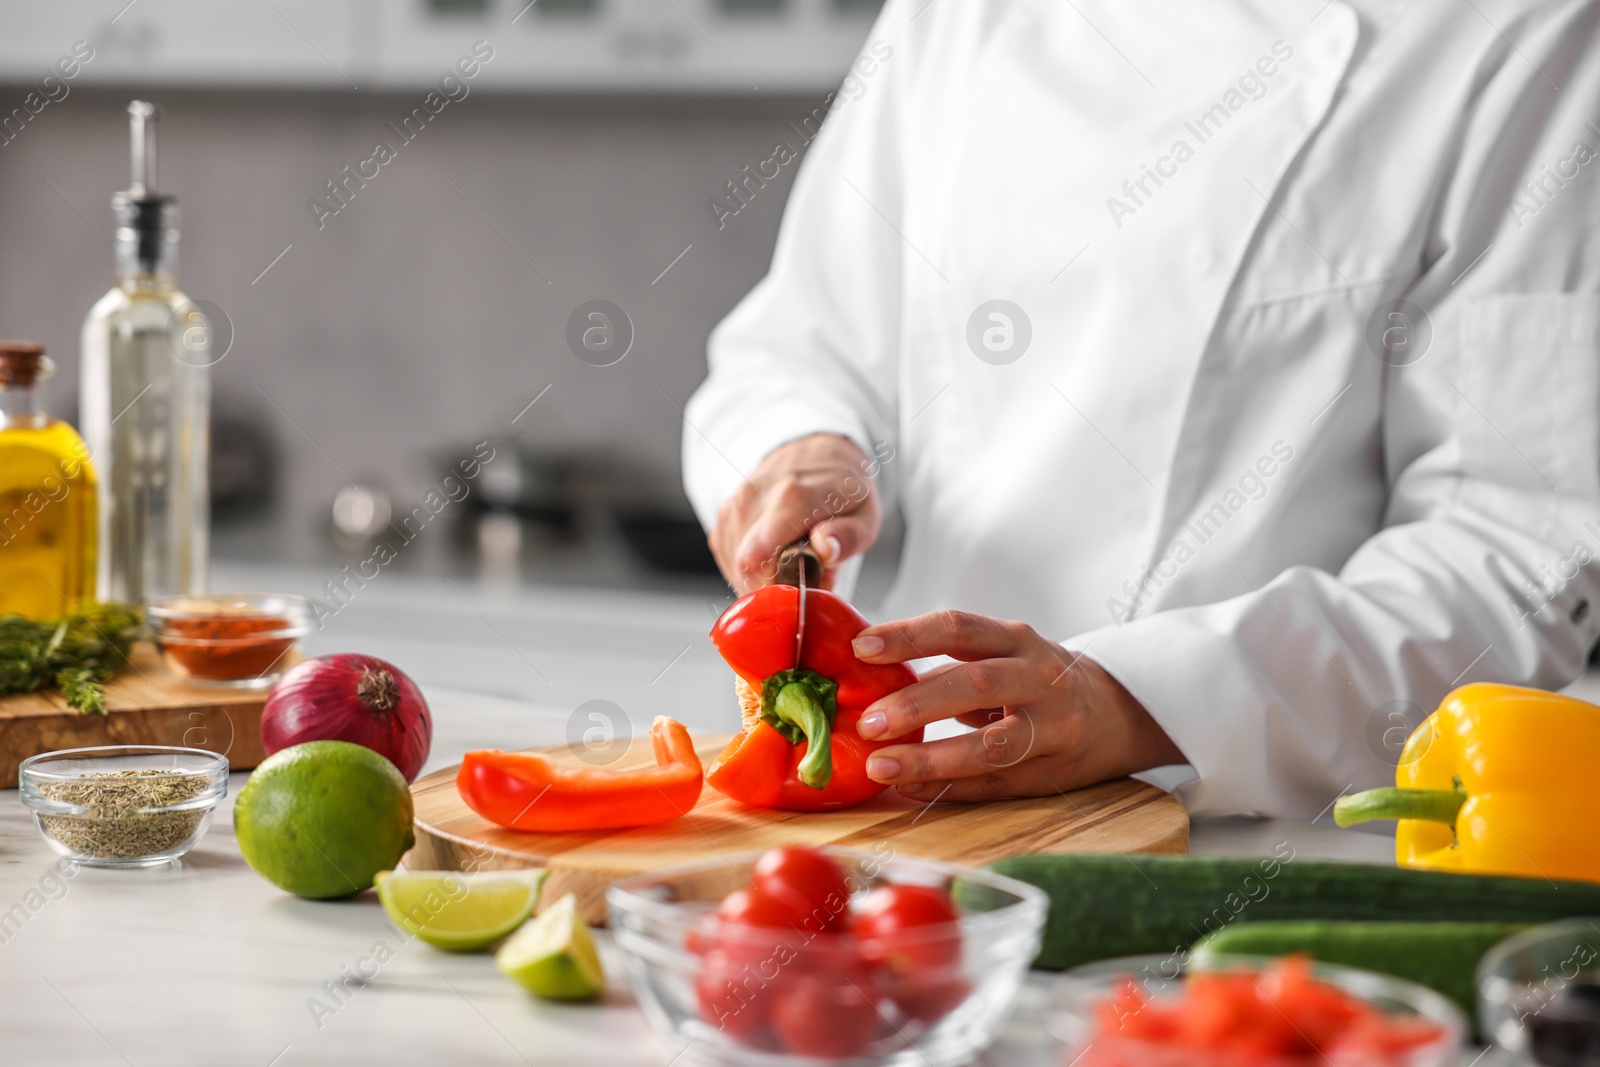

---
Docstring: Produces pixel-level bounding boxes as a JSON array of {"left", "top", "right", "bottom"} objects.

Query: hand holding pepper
[{"left": 849, "top": 611, "right": 1184, "bottom": 802}]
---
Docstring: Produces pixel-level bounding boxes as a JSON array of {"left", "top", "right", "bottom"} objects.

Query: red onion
[{"left": 262, "top": 654, "right": 432, "bottom": 782}]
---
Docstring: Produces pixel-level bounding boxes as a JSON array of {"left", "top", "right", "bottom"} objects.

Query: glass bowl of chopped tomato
[
  {"left": 607, "top": 846, "right": 1047, "bottom": 1066},
  {"left": 1051, "top": 953, "right": 1466, "bottom": 1067},
  {"left": 148, "top": 593, "right": 311, "bottom": 688}
]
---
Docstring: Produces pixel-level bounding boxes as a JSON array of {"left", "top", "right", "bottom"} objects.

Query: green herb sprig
[{"left": 0, "top": 603, "right": 142, "bottom": 715}]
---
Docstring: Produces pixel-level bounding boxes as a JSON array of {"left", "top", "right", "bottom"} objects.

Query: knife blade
[
  {"left": 796, "top": 550, "right": 807, "bottom": 668},
  {"left": 774, "top": 540, "right": 821, "bottom": 669}
]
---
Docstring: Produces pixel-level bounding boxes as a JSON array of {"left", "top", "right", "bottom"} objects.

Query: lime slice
[
  {"left": 495, "top": 892, "right": 605, "bottom": 1001},
  {"left": 376, "top": 869, "right": 545, "bottom": 952}
]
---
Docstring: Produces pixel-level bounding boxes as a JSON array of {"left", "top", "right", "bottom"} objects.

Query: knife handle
[{"left": 774, "top": 541, "right": 823, "bottom": 587}]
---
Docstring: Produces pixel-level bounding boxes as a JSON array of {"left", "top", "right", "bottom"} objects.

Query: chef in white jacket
[{"left": 682, "top": 0, "right": 1600, "bottom": 819}]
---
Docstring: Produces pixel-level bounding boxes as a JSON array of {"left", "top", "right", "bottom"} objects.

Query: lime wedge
[
  {"left": 376, "top": 869, "right": 545, "bottom": 952},
  {"left": 495, "top": 892, "right": 605, "bottom": 1001}
]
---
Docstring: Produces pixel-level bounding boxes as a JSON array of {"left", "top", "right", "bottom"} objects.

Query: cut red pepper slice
[{"left": 457, "top": 715, "right": 703, "bottom": 832}]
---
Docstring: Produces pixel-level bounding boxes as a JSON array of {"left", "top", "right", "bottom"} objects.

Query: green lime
[
  {"left": 495, "top": 892, "right": 605, "bottom": 1001},
  {"left": 376, "top": 869, "right": 545, "bottom": 951},
  {"left": 234, "top": 740, "right": 414, "bottom": 899}
]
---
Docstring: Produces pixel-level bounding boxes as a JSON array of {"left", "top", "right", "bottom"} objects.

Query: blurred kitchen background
[
  {"left": 0, "top": 0, "right": 896, "bottom": 598},
  {"left": 0, "top": 0, "right": 911, "bottom": 727}
]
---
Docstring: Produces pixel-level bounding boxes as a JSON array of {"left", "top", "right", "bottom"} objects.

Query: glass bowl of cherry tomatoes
[
  {"left": 606, "top": 845, "right": 1047, "bottom": 1066},
  {"left": 1050, "top": 953, "right": 1466, "bottom": 1067}
]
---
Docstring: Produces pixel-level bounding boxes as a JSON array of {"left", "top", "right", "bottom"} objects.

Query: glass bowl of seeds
[{"left": 19, "top": 746, "right": 229, "bottom": 868}]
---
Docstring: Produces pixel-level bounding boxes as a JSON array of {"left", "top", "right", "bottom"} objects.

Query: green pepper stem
[
  {"left": 773, "top": 681, "right": 833, "bottom": 790},
  {"left": 1334, "top": 784, "right": 1467, "bottom": 828}
]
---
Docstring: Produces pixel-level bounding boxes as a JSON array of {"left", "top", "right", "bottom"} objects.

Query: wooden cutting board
[
  {"left": 0, "top": 641, "right": 269, "bottom": 788},
  {"left": 408, "top": 734, "right": 1189, "bottom": 924}
]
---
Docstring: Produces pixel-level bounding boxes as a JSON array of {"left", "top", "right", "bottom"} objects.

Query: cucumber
[
  {"left": 984, "top": 854, "right": 1600, "bottom": 970},
  {"left": 1191, "top": 920, "right": 1529, "bottom": 1022}
]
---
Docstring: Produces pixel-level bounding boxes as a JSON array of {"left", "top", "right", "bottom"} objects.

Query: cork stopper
[{"left": 0, "top": 342, "right": 46, "bottom": 387}]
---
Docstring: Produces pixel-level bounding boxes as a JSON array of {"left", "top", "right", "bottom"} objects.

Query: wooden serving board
[
  {"left": 0, "top": 641, "right": 269, "bottom": 788},
  {"left": 408, "top": 734, "right": 1189, "bottom": 924}
]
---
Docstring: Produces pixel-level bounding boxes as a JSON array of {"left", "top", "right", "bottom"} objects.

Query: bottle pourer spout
[{"left": 128, "top": 100, "right": 157, "bottom": 197}]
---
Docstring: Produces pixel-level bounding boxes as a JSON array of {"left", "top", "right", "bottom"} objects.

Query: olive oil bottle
[
  {"left": 79, "top": 101, "right": 210, "bottom": 604},
  {"left": 0, "top": 342, "right": 98, "bottom": 619}
]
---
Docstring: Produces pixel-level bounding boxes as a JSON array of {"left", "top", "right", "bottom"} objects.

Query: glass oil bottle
[
  {"left": 80, "top": 100, "right": 210, "bottom": 605},
  {"left": 0, "top": 342, "right": 98, "bottom": 619}
]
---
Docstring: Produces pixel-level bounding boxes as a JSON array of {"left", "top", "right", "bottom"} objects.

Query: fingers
[
  {"left": 956, "top": 708, "right": 1004, "bottom": 729},
  {"left": 856, "top": 658, "right": 1036, "bottom": 739},
  {"left": 874, "top": 653, "right": 1182, "bottom": 803},
  {"left": 708, "top": 435, "right": 884, "bottom": 593},
  {"left": 808, "top": 514, "right": 875, "bottom": 568},
  {"left": 864, "top": 710, "right": 1042, "bottom": 784},
  {"left": 852, "top": 610, "right": 1034, "bottom": 665},
  {"left": 850, "top": 647, "right": 1174, "bottom": 806},
  {"left": 710, "top": 483, "right": 758, "bottom": 592},
  {"left": 863, "top": 734, "right": 990, "bottom": 786},
  {"left": 734, "top": 486, "right": 816, "bottom": 585}
]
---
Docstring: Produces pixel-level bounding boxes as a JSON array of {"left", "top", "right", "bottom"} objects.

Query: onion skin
[{"left": 262, "top": 654, "right": 432, "bottom": 782}]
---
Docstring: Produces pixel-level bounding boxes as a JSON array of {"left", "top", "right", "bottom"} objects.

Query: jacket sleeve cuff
[{"left": 1061, "top": 602, "right": 1274, "bottom": 817}]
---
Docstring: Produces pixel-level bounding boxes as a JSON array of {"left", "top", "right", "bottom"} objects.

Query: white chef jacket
[{"left": 682, "top": 0, "right": 1600, "bottom": 818}]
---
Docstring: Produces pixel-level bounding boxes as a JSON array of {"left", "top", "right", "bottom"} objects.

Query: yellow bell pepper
[{"left": 1335, "top": 683, "right": 1600, "bottom": 883}]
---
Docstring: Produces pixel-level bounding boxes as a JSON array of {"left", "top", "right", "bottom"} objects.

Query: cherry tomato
[
  {"left": 888, "top": 973, "right": 971, "bottom": 1024},
  {"left": 771, "top": 966, "right": 882, "bottom": 1059},
  {"left": 751, "top": 846, "right": 852, "bottom": 931},
  {"left": 717, "top": 886, "right": 810, "bottom": 929},
  {"left": 711, "top": 887, "right": 814, "bottom": 975},
  {"left": 852, "top": 883, "right": 962, "bottom": 974},
  {"left": 684, "top": 918, "right": 714, "bottom": 957},
  {"left": 696, "top": 948, "right": 771, "bottom": 1044},
  {"left": 700, "top": 878, "right": 865, "bottom": 1052}
]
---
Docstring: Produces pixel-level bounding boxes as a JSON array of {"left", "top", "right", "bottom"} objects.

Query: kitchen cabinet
[
  {"left": 0, "top": 2, "right": 370, "bottom": 90},
  {"left": 0, "top": 0, "right": 883, "bottom": 93}
]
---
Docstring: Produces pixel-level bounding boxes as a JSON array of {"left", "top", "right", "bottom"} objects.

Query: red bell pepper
[
  {"left": 457, "top": 715, "right": 703, "bottom": 832},
  {"left": 707, "top": 584, "right": 920, "bottom": 811}
]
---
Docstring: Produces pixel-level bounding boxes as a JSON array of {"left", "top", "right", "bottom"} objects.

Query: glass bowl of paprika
[
  {"left": 148, "top": 592, "right": 311, "bottom": 689},
  {"left": 607, "top": 846, "right": 1047, "bottom": 1067}
]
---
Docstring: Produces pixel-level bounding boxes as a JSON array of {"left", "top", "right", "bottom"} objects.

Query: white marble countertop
[{"left": 0, "top": 564, "right": 1539, "bottom": 1065}]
